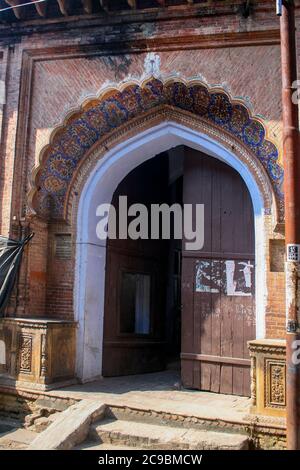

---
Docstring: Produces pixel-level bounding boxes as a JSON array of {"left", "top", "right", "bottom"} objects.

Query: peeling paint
[
  {"left": 195, "top": 260, "right": 220, "bottom": 293},
  {"left": 285, "top": 260, "right": 300, "bottom": 329},
  {"left": 195, "top": 259, "right": 253, "bottom": 296}
]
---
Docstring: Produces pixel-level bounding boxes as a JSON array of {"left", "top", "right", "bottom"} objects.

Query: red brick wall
[
  {"left": 0, "top": 2, "right": 294, "bottom": 339},
  {"left": 266, "top": 272, "right": 286, "bottom": 338},
  {"left": 0, "top": 45, "right": 23, "bottom": 236},
  {"left": 45, "top": 226, "right": 74, "bottom": 320}
]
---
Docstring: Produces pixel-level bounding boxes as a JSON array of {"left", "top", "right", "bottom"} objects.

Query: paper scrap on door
[{"left": 195, "top": 259, "right": 253, "bottom": 296}]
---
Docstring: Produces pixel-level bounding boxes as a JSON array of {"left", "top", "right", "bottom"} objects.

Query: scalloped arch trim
[{"left": 31, "top": 77, "right": 283, "bottom": 220}]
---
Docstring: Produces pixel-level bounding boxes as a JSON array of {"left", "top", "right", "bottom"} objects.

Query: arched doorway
[
  {"left": 28, "top": 78, "right": 283, "bottom": 395},
  {"left": 74, "top": 121, "right": 270, "bottom": 386},
  {"left": 101, "top": 145, "right": 255, "bottom": 396}
]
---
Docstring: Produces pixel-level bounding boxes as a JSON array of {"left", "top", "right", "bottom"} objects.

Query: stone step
[
  {"left": 28, "top": 400, "right": 106, "bottom": 450},
  {"left": 0, "top": 427, "right": 38, "bottom": 450},
  {"left": 90, "top": 418, "right": 248, "bottom": 450},
  {"left": 76, "top": 441, "right": 145, "bottom": 450},
  {"left": 106, "top": 405, "right": 242, "bottom": 432}
]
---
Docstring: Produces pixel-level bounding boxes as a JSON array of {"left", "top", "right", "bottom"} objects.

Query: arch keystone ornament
[{"left": 29, "top": 77, "right": 284, "bottom": 224}]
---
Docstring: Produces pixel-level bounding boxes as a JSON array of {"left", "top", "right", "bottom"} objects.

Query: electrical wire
[{"left": 0, "top": 0, "right": 47, "bottom": 14}]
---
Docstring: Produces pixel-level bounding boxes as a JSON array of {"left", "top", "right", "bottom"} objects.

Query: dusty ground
[{"left": 0, "top": 424, "right": 37, "bottom": 450}]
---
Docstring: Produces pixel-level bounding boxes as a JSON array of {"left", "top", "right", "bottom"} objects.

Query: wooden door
[
  {"left": 181, "top": 149, "right": 255, "bottom": 396},
  {"left": 102, "top": 250, "right": 167, "bottom": 376}
]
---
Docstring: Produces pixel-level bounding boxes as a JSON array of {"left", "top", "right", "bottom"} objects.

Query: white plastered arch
[{"left": 75, "top": 121, "right": 269, "bottom": 383}]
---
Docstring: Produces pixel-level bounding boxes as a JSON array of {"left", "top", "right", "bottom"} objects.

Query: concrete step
[{"left": 90, "top": 418, "right": 248, "bottom": 450}]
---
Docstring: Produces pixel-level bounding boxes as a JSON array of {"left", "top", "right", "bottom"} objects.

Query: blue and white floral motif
[{"left": 35, "top": 78, "right": 284, "bottom": 221}]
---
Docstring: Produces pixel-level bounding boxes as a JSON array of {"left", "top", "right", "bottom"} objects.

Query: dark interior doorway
[
  {"left": 102, "top": 148, "right": 183, "bottom": 377},
  {"left": 102, "top": 146, "right": 255, "bottom": 397}
]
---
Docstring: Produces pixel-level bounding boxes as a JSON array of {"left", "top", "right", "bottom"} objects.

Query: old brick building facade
[{"left": 0, "top": 0, "right": 297, "bottom": 437}]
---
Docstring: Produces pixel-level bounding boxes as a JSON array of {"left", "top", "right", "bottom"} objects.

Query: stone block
[
  {"left": 248, "top": 339, "right": 286, "bottom": 418},
  {"left": 0, "top": 318, "right": 76, "bottom": 390}
]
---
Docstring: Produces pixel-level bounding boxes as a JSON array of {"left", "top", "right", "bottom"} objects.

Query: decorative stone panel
[
  {"left": 0, "top": 318, "right": 76, "bottom": 391},
  {"left": 18, "top": 334, "right": 33, "bottom": 373},
  {"left": 248, "top": 339, "right": 286, "bottom": 418},
  {"left": 266, "top": 359, "right": 286, "bottom": 407}
]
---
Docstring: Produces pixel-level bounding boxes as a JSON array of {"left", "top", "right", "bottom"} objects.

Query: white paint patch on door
[
  {"left": 240, "top": 261, "right": 253, "bottom": 288},
  {"left": 225, "top": 260, "right": 253, "bottom": 297}
]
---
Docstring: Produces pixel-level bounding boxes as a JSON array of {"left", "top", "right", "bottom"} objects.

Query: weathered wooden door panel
[
  {"left": 181, "top": 149, "right": 255, "bottom": 396},
  {"left": 102, "top": 251, "right": 166, "bottom": 377}
]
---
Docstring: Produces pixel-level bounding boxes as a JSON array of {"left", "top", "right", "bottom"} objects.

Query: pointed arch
[
  {"left": 28, "top": 77, "right": 284, "bottom": 224},
  {"left": 74, "top": 121, "right": 270, "bottom": 381}
]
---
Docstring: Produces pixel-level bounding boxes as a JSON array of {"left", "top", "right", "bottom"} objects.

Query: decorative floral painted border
[{"left": 30, "top": 78, "right": 283, "bottom": 221}]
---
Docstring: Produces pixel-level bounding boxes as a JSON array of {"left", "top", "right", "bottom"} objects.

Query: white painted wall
[
  {"left": 75, "top": 122, "right": 269, "bottom": 383},
  {"left": 0, "top": 340, "right": 5, "bottom": 365}
]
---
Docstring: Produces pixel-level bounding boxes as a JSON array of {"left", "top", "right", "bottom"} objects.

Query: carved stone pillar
[{"left": 248, "top": 339, "right": 286, "bottom": 418}]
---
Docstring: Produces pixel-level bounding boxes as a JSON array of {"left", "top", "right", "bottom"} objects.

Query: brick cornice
[
  {"left": 0, "top": 2, "right": 279, "bottom": 39},
  {"left": 23, "top": 30, "right": 280, "bottom": 61}
]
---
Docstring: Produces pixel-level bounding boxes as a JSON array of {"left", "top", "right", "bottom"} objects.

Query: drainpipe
[{"left": 279, "top": 0, "right": 300, "bottom": 450}]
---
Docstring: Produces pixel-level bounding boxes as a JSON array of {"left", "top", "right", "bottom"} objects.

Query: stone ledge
[
  {"left": 1, "top": 317, "right": 76, "bottom": 328},
  {"left": 0, "top": 317, "right": 77, "bottom": 388}
]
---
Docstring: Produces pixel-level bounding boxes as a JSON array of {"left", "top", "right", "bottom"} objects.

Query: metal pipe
[{"left": 280, "top": 0, "right": 300, "bottom": 450}]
